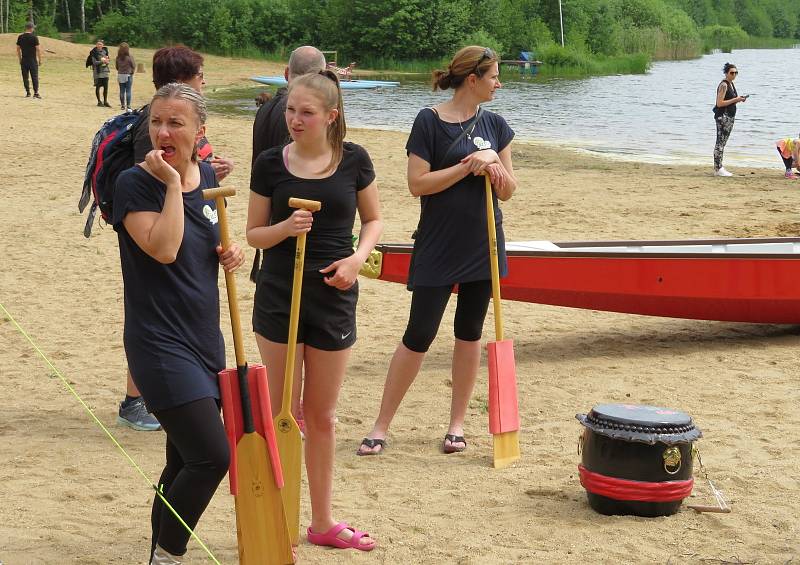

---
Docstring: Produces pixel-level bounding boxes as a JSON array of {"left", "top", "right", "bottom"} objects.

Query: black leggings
[
  {"left": 150, "top": 397, "right": 229, "bottom": 557},
  {"left": 402, "top": 280, "right": 492, "bottom": 353},
  {"left": 95, "top": 77, "right": 109, "bottom": 102},
  {"left": 778, "top": 147, "right": 794, "bottom": 170}
]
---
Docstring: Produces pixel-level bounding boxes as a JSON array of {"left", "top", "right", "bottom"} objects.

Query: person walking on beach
[
  {"left": 16, "top": 22, "right": 42, "bottom": 99},
  {"left": 247, "top": 70, "right": 382, "bottom": 552},
  {"left": 115, "top": 42, "right": 136, "bottom": 111},
  {"left": 250, "top": 45, "right": 327, "bottom": 434},
  {"left": 775, "top": 135, "right": 800, "bottom": 179},
  {"left": 357, "top": 46, "right": 516, "bottom": 456},
  {"left": 713, "top": 62, "right": 746, "bottom": 177},
  {"left": 90, "top": 40, "right": 111, "bottom": 107},
  {"left": 113, "top": 82, "right": 246, "bottom": 565},
  {"left": 116, "top": 45, "right": 234, "bottom": 433}
]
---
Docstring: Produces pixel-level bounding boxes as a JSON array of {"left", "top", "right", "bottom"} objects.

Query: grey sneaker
[{"left": 117, "top": 397, "right": 161, "bottom": 431}]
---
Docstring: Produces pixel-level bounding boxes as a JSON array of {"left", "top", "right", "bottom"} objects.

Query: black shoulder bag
[{"left": 411, "top": 106, "right": 486, "bottom": 240}]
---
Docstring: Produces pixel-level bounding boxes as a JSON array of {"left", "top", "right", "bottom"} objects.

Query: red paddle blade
[
  {"left": 219, "top": 364, "right": 285, "bottom": 493},
  {"left": 487, "top": 339, "right": 520, "bottom": 434}
]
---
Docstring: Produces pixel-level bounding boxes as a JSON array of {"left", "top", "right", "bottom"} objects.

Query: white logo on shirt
[
  {"left": 203, "top": 204, "right": 218, "bottom": 225},
  {"left": 473, "top": 136, "right": 492, "bottom": 150},
  {"left": 341, "top": 330, "right": 352, "bottom": 340}
]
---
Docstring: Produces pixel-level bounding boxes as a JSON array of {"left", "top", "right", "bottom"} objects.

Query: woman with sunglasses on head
[
  {"left": 247, "top": 70, "right": 382, "bottom": 553},
  {"left": 357, "top": 46, "right": 516, "bottom": 456},
  {"left": 713, "top": 62, "right": 747, "bottom": 177}
]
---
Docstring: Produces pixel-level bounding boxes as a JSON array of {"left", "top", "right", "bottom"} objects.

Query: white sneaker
[
  {"left": 150, "top": 545, "right": 181, "bottom": 565},
  {"left": 715, "top": 167, "right": 734, "bottom": 177}
]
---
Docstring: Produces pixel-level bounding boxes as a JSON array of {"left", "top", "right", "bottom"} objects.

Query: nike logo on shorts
[{"left": 341, "top": 330, "right": 352, "bottom": 340}]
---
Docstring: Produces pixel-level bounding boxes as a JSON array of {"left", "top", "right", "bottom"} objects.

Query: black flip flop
[
  {"left": 356, "top": 437, "right": 387, "bottom": 456},
  {"left": 442, "top": 434, "right": 467, "bottom": 454}
]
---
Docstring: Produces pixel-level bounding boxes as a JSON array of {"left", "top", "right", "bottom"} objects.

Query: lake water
[{"left": 208, "top": 48, "right": 799, "bottom": 169}]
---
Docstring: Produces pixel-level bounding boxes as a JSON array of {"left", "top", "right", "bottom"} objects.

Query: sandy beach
[{"left": 1, "top": 35, "right": 799, "bottom": 564}]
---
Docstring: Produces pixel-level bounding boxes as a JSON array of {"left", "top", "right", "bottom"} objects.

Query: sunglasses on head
[
  {"left": 473, "top": 48, "right": 495, "bottom": 76},
  {"left": 728, "top": 70, "right": 738, "bottom": 75}
]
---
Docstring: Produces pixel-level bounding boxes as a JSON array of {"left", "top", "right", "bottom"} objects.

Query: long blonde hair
[{"left": 288, "top": 70, "right": 346, "bottom": 173}]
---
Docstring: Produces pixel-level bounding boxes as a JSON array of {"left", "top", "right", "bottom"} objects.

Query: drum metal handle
[
  {"left": 577, "top": 432, "right": 584, "bottom": 456},
  {"left": 663, "top": 446, "right": 682, "bottom": 475}
]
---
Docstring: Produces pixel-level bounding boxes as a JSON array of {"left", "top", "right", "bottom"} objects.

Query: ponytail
[{"left": 289, "top": 70, "right": 346, "bottom": 174}]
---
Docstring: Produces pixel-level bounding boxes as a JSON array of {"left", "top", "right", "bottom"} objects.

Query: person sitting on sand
[{"left": 776, "top": 135, "right": 800, "bottom": 179}]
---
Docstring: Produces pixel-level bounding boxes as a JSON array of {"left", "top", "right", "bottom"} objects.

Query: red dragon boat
[{"left": 362, "top": 237, "right": 800, "bottom": 324}]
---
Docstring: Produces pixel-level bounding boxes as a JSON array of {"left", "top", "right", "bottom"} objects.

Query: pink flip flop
[{"left": 307, "top": 522, "right": 376, "bottom": 552}]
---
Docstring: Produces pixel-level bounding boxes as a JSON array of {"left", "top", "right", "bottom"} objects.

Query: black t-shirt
[
  {"left": 718, "top": 80, "right": 738, "bottom": 118},
  {"left": 405, "top": 107, "right": 514, "bottom": 288},
  {"left": 112, "top": 162, "right": 225, "bottom": 412},
  {"left": 250, "top": 142, "right": 375, "bottom": 275},
  {"left": 252, "top": 88, "right": 289, "bottom": 168},
  {"left": 16, "top": 33, "right": 39, "bottom": 62}
]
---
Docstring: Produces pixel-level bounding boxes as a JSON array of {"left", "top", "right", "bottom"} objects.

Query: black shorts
[{"left": 253, "top": 271, "right": 358, "bottom": 351}]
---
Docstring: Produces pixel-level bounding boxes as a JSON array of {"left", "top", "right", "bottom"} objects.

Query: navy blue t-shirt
[
  {"left": 405, "top": 107, "right": 514, "bottom": 288},
  {"left": 250, "top": 141, "right": 376, "bottom": 275},
  {"left": 112, "top": 162, "right": 225, "bottom": 412}
]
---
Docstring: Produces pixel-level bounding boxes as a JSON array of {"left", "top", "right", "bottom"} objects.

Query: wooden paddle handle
[
  {"left": 203, "top": 186, "right": 236, "bottom": 200},
  {"left": 281, "top": 197, "right": 322, "bottom": 414},
  {"left": 201, "top": 188, "right": 247, "bottom": 368},
  {"left": 289, "top": 197, "right": 322, "bottom": 212},
  {"left": 484, "top": 174, "right": 503, "bottom": 341}
]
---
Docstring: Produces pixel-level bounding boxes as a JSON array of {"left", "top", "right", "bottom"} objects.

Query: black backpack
[{"left": 79, "top": 107, "right": 147, "bottom": 237}]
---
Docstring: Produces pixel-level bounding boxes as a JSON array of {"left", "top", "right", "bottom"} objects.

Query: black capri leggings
[
  {"left": 150, "top": 397, "right": 230, "bottom": 558},
  {"left": 402, "top": 280, "right": 492, "bottom": 353},
  {"left": 777, "top": 147, "right": 794, "bottom": 170}
]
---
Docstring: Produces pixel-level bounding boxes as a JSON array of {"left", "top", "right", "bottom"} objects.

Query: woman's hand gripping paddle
[
  {"left": 483, "top": 175, "right": 521, "bottom": 469},
  {"left": 203, "top": 187, "right": 294, "bottom": 565},
  {"left": 276, "top": 197, "right": 322, "bottom": 545}
]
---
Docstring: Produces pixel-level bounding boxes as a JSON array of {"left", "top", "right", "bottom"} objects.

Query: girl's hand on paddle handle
[
  {"left": 461, "top": 149, "right": 499, "bottom": 176},
  {"left": 217, "top": 242, "right": 246, "bottom": 272},
  {"left": 284, "top": 209, "right": 313, "bottom": 237},
  {"left": 320, "top": 255, "right": 360, "bottom": 290},
  {"left": 144, "top": 149, "right": 181, "bottom": 188}
]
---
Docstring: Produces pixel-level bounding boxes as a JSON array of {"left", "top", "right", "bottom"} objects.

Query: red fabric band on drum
[{"left": 578, "top": 464, "right": 693, "bottom": 502}]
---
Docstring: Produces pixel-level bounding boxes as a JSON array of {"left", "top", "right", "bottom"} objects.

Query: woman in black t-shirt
[
  {"left": 247, "top": 70, "right": 382, "bottom": 552},
  {"left": 358, "top": 46, "right": 516, "bottom": 456},
  {"left": 113, "top": 82, "right": 246, "bottom": 564},
  {"left": 713, "top": 62, "right": 747, "bottom": 177}
]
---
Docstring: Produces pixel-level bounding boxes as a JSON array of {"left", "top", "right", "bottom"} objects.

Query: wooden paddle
[
  {"left": 275, "top": 196, "right": 322, "bottom": 545},
  {"left": 483, "top": 174, "right": 521, "bottom": 469},
  {"left": 203, "top": 187, "right": 294, "bottom": 565}
]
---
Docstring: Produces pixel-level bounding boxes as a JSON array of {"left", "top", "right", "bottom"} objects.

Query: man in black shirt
[
  {"left": 16, "top": 22, "right": 42, "bottom": 99},
  {"left": 251, "top": 45, "right": 327, "bottom": 168}
]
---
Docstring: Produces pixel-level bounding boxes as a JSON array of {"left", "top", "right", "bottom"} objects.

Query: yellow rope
[{"left": 0, "top": 301, "right": 222, "bottom": 565}]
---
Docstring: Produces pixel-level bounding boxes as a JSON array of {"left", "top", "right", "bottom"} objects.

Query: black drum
[{"left": 576, "top": 404, "right": 702, "bottom": 517}]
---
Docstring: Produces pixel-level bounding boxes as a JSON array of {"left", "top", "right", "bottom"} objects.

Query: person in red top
[{"left": 16, "top": 22, "right": 42, "bottom": 99}]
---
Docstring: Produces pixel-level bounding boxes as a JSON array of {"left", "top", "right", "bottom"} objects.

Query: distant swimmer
[{"left": 712, "top": 62, "right": 747, "bottom": 177}]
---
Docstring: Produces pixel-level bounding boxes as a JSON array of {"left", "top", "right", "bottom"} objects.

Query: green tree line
[{"left": 5, "top": 0, "right": 799, "bottom": 65}]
